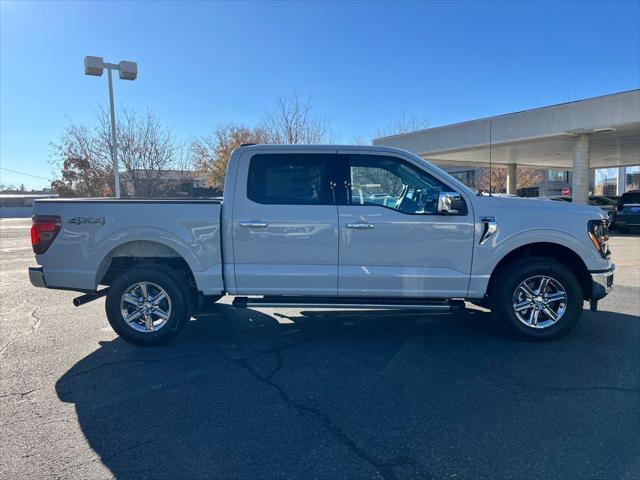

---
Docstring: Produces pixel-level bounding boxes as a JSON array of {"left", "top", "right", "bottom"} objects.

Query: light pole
[{"left": 84, "top": 56, "right": 138, "bottom": 198}]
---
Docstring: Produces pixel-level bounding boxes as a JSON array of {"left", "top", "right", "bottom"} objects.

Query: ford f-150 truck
[{"left": 29, "top": 145, "right": 614, "bottom": 345}]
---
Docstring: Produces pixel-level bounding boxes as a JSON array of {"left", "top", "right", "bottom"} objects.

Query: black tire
[
  {"left": 490, "top": 257, "right": 583, "bottom": 341},
  {"left": 106, "top": 265, "right": 190, "bottom": 346}
]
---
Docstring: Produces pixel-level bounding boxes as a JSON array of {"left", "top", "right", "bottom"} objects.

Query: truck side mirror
[{"left": 437, "top": 191, "right": 466, "bottom": 215}]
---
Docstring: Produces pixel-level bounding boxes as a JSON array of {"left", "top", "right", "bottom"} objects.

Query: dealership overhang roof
[{"left": 373, "top": 90, "right": 640, "bottom": 170}]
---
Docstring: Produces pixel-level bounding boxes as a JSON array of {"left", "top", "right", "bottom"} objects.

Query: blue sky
[{"left": 1, "top": 0, "right": 639, "bottom": 189}]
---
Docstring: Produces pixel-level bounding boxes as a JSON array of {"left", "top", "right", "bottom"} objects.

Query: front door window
[{"left": 349, "top": 155, "right": 452, "bottom": 214}]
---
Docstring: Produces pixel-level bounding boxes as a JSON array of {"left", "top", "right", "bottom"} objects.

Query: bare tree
[
  {"left": 263, "top": 95, "right": 331, "bottom": 144},
  {"left": 374, "top": 113, "right": 431, "bottom": 139},
  {"left": 172, "top": 141, "right": 199, "bottom": 188},
  {"left": 350, "top": 133, "right": 372, "bottom": 146},
  {"left": 50, "top": 120, "right": 114, "bottom": 197},
  {"left": 114, "top": 108, "right": 176, "bottom": 197},
  {"left": 476, "top": 167, "right": 507, "bottom": 193},
  {"left": 517, "top": 167, "right": 545, "bottom": 189},
  {"left": 191, "top": 95, "right": 331, "bottom": 190},
  {"left": 351, "top": 113, "right": 430, "bottom": 145},
  {"left": 51, "top": 107, "right": 181, "bottom": 197},
  {"left": 475, "top": 166, "right": 545, "bottom": 193}
]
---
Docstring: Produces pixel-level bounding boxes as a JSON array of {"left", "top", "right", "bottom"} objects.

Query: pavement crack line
[
  {"left": 0, "top": 385, "right": 47, "bottom": 400},
  {"left": 61, "top": 439, "right": 156, "bottom": 474},
  {"left": 224, "top": 329, "right": 435, "bottom": 480},
  {"left": 0, "top": 300, "right": 29, "bottom": 316},
  {"left": 238, "top": 356, "right": 434, "bottom": 480},
  {"left": 0, "top": 308, "right": 41, "bottom": 358},
  {"left": 0, "top": 351, "right": 212, "bottom": 403},
  {"left": 446, "top": 357, "right": 640, "bottom": 395},
  {"left": 238, "top": 324, "right": 355, "bottom": 362},
  {"left": 29, "top": 307, "right": 41, "bottom": 333},
  {"left": 382, "top": 320, "right": 640, "bottom": 396},
  {"left": 57, "top": 350, "right": 210, "bottom": 383},
  {"left": 0, "top": 337, "right": 17, "bottom": 357},
  {"left": 56, "top": 418, "right": 196, "bottom": 475},
  {"left": 264, "top": 349, "right": 284, "bottom": 382}
]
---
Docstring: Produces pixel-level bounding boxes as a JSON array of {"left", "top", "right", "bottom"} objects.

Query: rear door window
[{"left": 247, "top": 154, "right": 336, "bottom": 205}]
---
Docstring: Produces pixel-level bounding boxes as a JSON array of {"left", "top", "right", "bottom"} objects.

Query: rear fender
[{"left": 93, "top": 226, "right": 223, "bottom": 295}]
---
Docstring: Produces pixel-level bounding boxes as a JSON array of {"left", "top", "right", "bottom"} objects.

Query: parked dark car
[
  {"left": 549, "top": 196, "right": 616, "bottom": 223},
  {"left": 614, "top": 190, "right": 640, "bottom": 233}
]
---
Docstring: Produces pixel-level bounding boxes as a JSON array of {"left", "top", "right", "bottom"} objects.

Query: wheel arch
[
  {"left": 486, "top": 242, "right": 592, "bottom": 301},
  {"left": 96, "top": 240, "right": 197, "bottom": 291}
]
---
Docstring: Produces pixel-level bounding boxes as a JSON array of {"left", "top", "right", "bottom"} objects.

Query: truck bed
[{"left": 32, "top": 198, "right": 224, "bottom": 295}]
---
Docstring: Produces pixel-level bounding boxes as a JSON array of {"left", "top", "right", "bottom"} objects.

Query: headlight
[{"left": 588, "top": 219, "right": 610, "bottom": 258}]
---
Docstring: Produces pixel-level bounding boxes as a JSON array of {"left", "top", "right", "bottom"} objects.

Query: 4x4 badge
[{"left": 68, "top": 216, "right": 105, "bottom": 225}]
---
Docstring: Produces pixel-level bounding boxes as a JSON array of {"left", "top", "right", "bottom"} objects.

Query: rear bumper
[
  {"left": 590, "top": 265, "right": 614, "bottom": 301},
  {"left": 29, "top": 267, "right": 47, "bottom": 288}
]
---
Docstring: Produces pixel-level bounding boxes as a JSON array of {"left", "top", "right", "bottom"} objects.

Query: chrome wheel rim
[
  {"left": 120, "top": 282, "right": 172, "bottom": 333},
  {"left": 512, "top": 275, "right": 567, "bottom": 329}
]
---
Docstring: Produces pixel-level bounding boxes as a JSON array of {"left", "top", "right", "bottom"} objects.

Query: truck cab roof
[{"left": 234, "top": 143, "right": 416, "bottom": 156}]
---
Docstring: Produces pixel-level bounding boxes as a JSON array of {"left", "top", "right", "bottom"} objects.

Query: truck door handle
[
  {"left": 239, "top": 222, "right": 268, "bottom": 228},
  {"left": 347, "top": 223, "right": 375, "bottom": 229}
]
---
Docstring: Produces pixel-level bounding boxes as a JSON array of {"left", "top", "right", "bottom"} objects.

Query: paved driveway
[{"left": 1, "top": 218, "right": 639, "bottom": 479}]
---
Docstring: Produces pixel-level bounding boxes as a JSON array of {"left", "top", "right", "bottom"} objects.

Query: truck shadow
[{"left": 55, "top": 304, "right": 640, "bottom": 479}]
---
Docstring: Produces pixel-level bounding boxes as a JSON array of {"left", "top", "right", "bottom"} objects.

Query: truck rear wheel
[
  {"left": 490, "top": 257, "right": 583, "bottom": 340},
  {"left": 105, "top": 265, "right": 189, "bottom": 346}
]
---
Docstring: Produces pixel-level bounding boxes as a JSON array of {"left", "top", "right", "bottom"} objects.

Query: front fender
[
  {"left": 467, "top": 228, "right": 604, "bottom": 298},
  {"left": 491, "top": 228, "right": 598, "bottom": 269}
]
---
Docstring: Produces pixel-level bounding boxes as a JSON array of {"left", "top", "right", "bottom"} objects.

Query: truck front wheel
[
  {"left": 105, "top": 265, "right": 189, "bottom": 346},
  {"left": 490, "top": 257, "right": 583, "bottom": 340}
]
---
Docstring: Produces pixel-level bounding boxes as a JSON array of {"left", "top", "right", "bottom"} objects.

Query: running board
[{"left": 232, "top": 296, "right": 464, "bottom": 312}]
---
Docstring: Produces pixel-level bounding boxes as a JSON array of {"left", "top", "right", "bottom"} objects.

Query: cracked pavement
[{"left": 1, "top": 218, "right": 639, "bottom": 479}]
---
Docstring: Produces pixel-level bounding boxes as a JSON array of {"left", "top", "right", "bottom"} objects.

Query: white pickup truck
[{"left": 29, "top": 145, "right": 614, "bottom": 345}]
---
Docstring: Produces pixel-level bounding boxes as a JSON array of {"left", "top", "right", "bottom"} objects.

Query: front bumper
[
  {"left": 590, "top": 265, "right": 614, "bottom": 301},
  {"left": 29, "top": 267, "right": 46, "bottom": 288}
]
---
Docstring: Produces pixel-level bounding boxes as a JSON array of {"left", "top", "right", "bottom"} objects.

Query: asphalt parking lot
[{"left": 1, "top": 218, "right": 639, "bottom": 480}]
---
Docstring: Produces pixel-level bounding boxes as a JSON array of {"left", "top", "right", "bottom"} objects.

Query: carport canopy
[{"left": 373, "top": 90, "right": 640, "bottom": 203}]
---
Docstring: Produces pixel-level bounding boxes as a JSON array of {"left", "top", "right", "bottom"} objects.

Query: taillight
[{"left": 31, "top": 215, "right": 61, "bottom": 255}]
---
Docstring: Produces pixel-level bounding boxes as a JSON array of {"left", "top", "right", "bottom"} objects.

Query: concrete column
[
  {"left": 589, "top": 169, "right": 596, "bottom": 195},
  {"left": 617, "top": 167, "right": 627, "bottom": 195},
  {"left": 572, "top": 134, "right": 590, "bottom": 205},
  {"left": 506, "top": 164, "right": 517, "bottom": 195}
]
